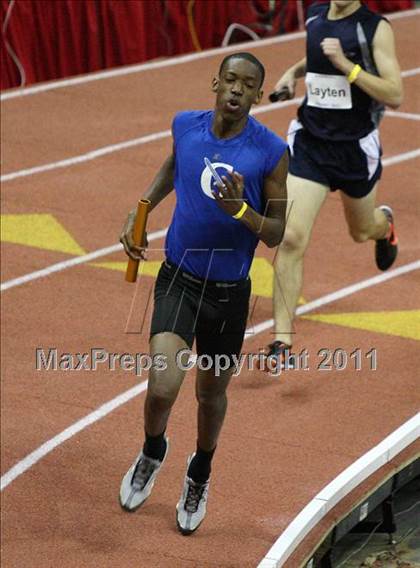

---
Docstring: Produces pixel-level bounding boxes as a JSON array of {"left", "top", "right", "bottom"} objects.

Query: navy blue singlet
[{"left": 298, "top": 2, "right": 386, "bottom": 141}]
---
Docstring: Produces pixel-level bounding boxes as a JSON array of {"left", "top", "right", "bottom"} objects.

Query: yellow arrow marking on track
[
  {"left": 1, "top": 214, "right": 86, "bottom": 256},
  {"left": 1, "top": 215, "right": 305, "bottom": 302},
  {"left": 303, "top": 310, "right": 420, "bottom": 341}
]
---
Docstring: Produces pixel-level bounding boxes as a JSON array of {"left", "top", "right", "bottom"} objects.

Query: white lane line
[
  {"left": 258, "top": 412, "right": 420, "bottom": 568},
  {"left": 381, "top": 148, "right": 420, "bottom": 166},
  {"left": 0, "top": 130, "right": 171, "bottom": 182},
  {"left": 385, "top": 110, "right": 420, "bottom": 121},
  {"left": 1, "top": 8, "right": 418, "bottom": 102},
  {"left": 2, "top": 67, "right": 419, "bottom": 184},
  {"left": 1, "top": 259, "right": 419, "bottom": 492},
  {"left": 0, "top": 382, "right": 149, "bottom": 492},
  {"left": 252, "top": 97, "right": 303, "bottom": 114},
  {"left": 1, "top": 147, "right": 419, "bottom": 293},
  {"left": 0, "top": 29, "right": 305, "bottom": 102},
  {"left": 3, "top": 98, "right": 301, "bottom": 181},
  {"left": 249, "top": 259, "right": 420, "bottom": 335},
  {"left": 388, "top": 7, "right": 420, "bottom": 19},
  {"left": 0, "top": 228, "right": 168, "bottom": 292},
  {"left": 1, "top": 98, "right": 302, "bottom": 183},
  {"left": 401, "top": 68, "right": 420, "bottom": 78}
]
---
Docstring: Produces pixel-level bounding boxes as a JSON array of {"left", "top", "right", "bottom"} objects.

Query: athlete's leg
[
  {"left": 195, "top": 366, "right": 234, "bottom": 452},
  {"left": 340, "top": 183, "right": 389, "bottom": 242},
  {"left": 273, "top": 173, "right": 329, "bottom": 346},
  {"left": 120, "top": 330, "right": 188, "bottom": 511},
  {"left": 181, "top": 365, "right": 234, "bottom": 487},
  {"left": 144, "top": 331, "right": 189, "bottom": 436},
  {"left": 188, "top": 276, "right": 249, "bottom": 481},
  {"left": 175, "top": 364, "right": 234, "bottom": 534}
]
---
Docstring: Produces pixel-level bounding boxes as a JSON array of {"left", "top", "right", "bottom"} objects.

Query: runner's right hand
[
  {"left": 273, "top": 70, "right": 297, "bottom": 100},
  {"left": 119, "top": 209, "right": 148, "bottom": 261}
]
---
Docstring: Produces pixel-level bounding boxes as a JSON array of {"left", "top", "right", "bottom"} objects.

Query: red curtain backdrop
[{"left": 1, "top": 0, "right": 414, "bottom": 91}]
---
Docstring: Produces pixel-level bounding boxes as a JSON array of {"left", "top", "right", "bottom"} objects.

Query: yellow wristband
[
  {"left": 233, "top": 202, "right": 248, "bottom": 220},
  {"left": 348, "top": 64, "right": 362, "bottom": 84}
]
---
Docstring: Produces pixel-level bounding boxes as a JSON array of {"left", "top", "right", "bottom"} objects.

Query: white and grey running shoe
[
  {"left": 119, "top": 437, "right": 169, "bottom": 511},
  {"left": 176, "top": 454, "right": 210, "bottom": 535}
]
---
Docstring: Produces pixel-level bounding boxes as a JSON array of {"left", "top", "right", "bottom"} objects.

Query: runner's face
[{"left": 212, "top": 58, "right": 263, "bottom": 120}]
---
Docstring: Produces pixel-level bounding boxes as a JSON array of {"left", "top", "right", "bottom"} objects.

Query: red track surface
[{"left": 1, "top": 13, "right": 419, "bottom": 568}]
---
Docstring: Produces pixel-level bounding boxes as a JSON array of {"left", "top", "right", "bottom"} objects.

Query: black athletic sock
[
  {"left": 187, "top": 442, "right": 216, "bottom": 483},
  {"left": 143, "top": 430, "right": 167, "bottom": 461}
]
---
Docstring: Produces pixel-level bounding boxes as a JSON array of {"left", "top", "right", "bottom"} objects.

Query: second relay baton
[
  {"left": 125, "top": 199, "right": 151, "bottom": 283},
  {"left": 268, "top": 86, "right": 290, "bottom": 103},
  {"left": 204, "top": 157, "right": 226, "bottom": 197}
]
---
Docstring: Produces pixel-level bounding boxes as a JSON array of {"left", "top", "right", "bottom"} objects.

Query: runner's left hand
[
  {"left": 321, "top": 38, "right": 352, "bottom": 74},
  {"left": 213, "top": 171, "right": 246, "bottom": 217}
]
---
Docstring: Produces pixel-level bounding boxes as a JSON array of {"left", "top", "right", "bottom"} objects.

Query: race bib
[{"left": 306, "top": 72, "right": 352, "bottom": 109}]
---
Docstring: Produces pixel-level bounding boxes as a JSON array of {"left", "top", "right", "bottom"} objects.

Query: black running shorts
[{"left": 150, "top": 260, "right": 251, "bottom": 366}]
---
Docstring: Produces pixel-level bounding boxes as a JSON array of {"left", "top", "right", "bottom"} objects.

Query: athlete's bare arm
[
  {"left": 321, "top": 21, "right": 403, "bottom": 108},
  {"left": 120, "top": 148, "right": 175, "bottom": 260},
  {"left": 214, "top": 151, "right": 288, "bottom": 248},
  {"left": 140, "top": 151, "right": 175, "bottom": 212},
  {"left": 273, "top": 57, "right": 307, "bottom": 99}
]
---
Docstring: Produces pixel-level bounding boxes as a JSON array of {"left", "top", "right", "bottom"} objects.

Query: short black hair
[{"left": 219, "top": 52, "right": 265, "bottom": 87}]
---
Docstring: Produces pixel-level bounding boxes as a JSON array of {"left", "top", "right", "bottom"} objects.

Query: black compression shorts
[{"left": 150, "top": 260, "right": 251, "bottom": 367}]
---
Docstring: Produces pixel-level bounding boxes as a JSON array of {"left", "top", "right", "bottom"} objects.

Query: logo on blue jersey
[{"left": 200, "top": 161, "right": 233, "bottom": 200}]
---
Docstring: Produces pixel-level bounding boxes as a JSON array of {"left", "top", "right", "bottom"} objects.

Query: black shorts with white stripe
[{"left": 287, "top": 119, "right": 382, "bottom": 198}]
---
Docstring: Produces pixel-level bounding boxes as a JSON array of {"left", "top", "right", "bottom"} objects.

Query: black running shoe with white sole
[
  {"left": 375, "top": 205, "right": 398, "bottom": 271},
  {"left": 258, "top": 340, "right": 296, "bottom": 373},
  {"left": 176, "top": 454, "right": 210, "bottom": 535},
  {"left": 119, "top": 436, "right": 169, "bottom": 511}
]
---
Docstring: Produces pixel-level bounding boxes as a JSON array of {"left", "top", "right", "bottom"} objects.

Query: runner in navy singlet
[
  {"left": 264, "top": 0, "right": 402, "bottom": 369},
  {"left": 119, "top": 52, "right": 289, "bottom": 534}
]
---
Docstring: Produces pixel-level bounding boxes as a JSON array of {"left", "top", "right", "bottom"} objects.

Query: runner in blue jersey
[
  {"left": 263, "top": 0, "right": 403, "bottom": 369},
  {"left": 119, "top": 52, "right": 289, "bottom": 534}
]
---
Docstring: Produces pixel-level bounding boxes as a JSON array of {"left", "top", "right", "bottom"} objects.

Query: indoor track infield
[{"left": 1, "top": 10, "right": 420, "bottom": 568}]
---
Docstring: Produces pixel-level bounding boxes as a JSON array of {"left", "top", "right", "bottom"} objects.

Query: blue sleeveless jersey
[
  {"left": 298, "top": 2, "right": 385, "bottom": 141},
  {"left": 165, "top": 110, "right": 287, "bottom": 281}
]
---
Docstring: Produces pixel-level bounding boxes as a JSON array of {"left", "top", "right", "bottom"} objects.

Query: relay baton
[
  {"left": 268, "top": 86, "right": 290, "bottom": 103},
  {"left": 125, "top": 199, "right": 151, "bottom": 283}
]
